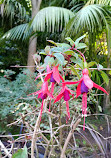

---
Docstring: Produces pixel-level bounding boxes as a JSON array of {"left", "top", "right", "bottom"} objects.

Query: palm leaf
[
  {"left": 2, "top": 0, "right": 29, "bottom": 23},
  {"left": 64, "top": 4, "right": 109, "bottom": 34},
  {"left": 30, "top": 6, "right": 74, "bottom": 32},
  {"left": 86, "top": 0, "right": 111, "bottom": 6},
  {"left": 2, "top": 23, "right": 32, "bottom": 40}
]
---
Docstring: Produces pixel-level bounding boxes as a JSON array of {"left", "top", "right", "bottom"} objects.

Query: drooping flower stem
[{"left": 73, "top": 48, "right": 86, "bottom": 62}]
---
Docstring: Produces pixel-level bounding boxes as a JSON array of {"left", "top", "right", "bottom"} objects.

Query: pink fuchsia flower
[
  {"left": 54, "top": 84, "right": 74, "bottom": 120},
  {"left": 28, "top": 81, "right": 53, "bottom": 121},
  {"left": 64, "top": 68, "right": 109, "bottom": 130},
  {"left": 35, "top": 65, "right": 64, "bottom": 95}
]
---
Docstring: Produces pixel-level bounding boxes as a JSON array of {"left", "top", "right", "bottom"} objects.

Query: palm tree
[{"left": 1, "top": 0, "right": 74, "bottom": 72}]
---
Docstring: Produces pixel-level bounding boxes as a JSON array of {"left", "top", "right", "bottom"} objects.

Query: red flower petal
[
  {"left": 51, "top": 82, "right": 55, "bottom": 94},
  {"left": 64, "top": 81, "right": 80, "bottom": 85},
  {"left": 76, "top": 82, "right": 82, "bottom": 98},
  {"left": 42, "top": 81, "right": 49, "bottom": 93},
  {"left": 44, "top": 72, "right": 52, "bottom": 82},
  {"left": 28, "top": 89, "right": 42, "bottom": 96},
  {"left": 54, "top": 93, "right": 63, "bottom": 103},
  {"left": 35, "top": 72, "right": 50, "bottom": 80},
  {"left": 59, "top": 74, "right": 65, "bottom": 82},
  {"left": 93, "top": 82, "right": 109, "bottom": 95},
  {"left": 46, "top": 65, "right": 51, "bottom": 73},
  {"left": 53, "top": 66, "right": 60, "bottom": 84}
]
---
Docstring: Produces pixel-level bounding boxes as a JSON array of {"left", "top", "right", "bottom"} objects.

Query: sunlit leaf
[
  {"left": 53, "top": 53, "right": 64, "bottom": 65},
  {"left": 70, "top": 66, "right": 80, "bottom": 79},
  {"left": 76, "top": 43, "right": 87, "bottom": 49},
  {"left": 88, "top": 61, "right": 97, "bottom": 68},
  {"left": 12, "top": 146, "right": 28, "bottom": 158},
  {"left": 100, "top": 70, "right": 109, "bottom": 85},
  {"left": 65, "top": 37, "right": 75, "bottom": 46},
  {"left": 75, "top": 34, "right": 86, "bottom": 43}
]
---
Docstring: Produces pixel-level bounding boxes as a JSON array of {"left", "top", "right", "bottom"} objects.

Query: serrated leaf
[
  {"left": 70, "top": 66, "right": 80, "bottom": 79},
  {"left": 88, "top": 61, "right": 97, "bottom": 68},
  {"left": 100, "top": 71, "right": 109, "bottom": 85},
  {"left": 76, "top": 43, "right": 87, "bottom": 49},
  {"left": 65, "top": 37, "right": 75, "bottom": 46},
  {"left": 12, "top": 146, "right": 28, "bottom": 158},
  {"left": 53, "top": 53, "right": 64, "bottom": 65}
]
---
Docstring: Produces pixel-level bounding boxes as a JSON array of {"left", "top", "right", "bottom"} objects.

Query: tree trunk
[
  {"left": 27, "top": 0, "right": 42, "bottom": 72},
  {"left": 103, "top": 28, "right": 111, "bottom": 109}
]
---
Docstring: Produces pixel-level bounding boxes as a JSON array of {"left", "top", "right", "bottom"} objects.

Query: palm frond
[
  {"left": 30, "top": 6, "right": 74, "bottom": 32},
  {"left": 66, "top": 4, "right": 109, "bottom": 34},
  {"left": 2, "top": 23, "right": 32, "bottom": 40},
  {"left": 2, "top": 0, "right": 30, "bottom": 23},
  {"left": 86, "top": 0, "right": 111, "bottom": 6}
]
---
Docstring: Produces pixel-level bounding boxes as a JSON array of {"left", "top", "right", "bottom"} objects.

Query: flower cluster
[{"left": 29, "top": 65, "right": 108, "bottom": 130}]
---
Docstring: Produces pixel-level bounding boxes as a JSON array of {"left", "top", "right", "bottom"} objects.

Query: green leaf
[
  {"left": 12, "top": 146, "right": 28, "bottom": 158},
  {"left": 88, "top": 61, "right": 97, "bottom": 68},
  {"left": 48, "top": 57, "right": 55, "bottom": 65},
  {"left": 64, "top": 50, "right": 75, "bottom": 55},
  {"left": 51, "top": 47, "right": 63, "bottom": 53},
  {"left": 76, "top": 43, "right": 87, "bottom": 49},
  {"left": 56, "top": 43, "right": 71, "bottom": 49},
  {"left": 39, "top": 52, "right": 47, "bottom": 55},
  {"left": 65, "top": 37, "right": 75, "bottom": 46},
  {"left": 44, "top": 56, "right": 51, "bottom": 64},
  {"left": 53, "top": 53, "right": 64, "bottom": 65},
  {"left": 100, "top": 71, "right": 109, "bottom": 85},
  {"left": 109, "top": 70, "right": 111, "bottom": 75},
  {"left": 98, "top": 105, "right": 102, "bottom": 112},
  {"left": 64, "top": 50, "right": 78, "bottom": 58},
  {"left": 47, "top": 40, "right": 57, "bottom": 46},
  {"left": 75, "top": 34, "right": 86, "bottom": 43},
  {"left": 70, "top": 66, "right": 80, "bottom": 79},
  {"left": 71, "top": 57, "right": 83, "bottom": 69}
]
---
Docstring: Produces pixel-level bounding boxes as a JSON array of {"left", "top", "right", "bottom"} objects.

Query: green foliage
[
  {"left": 12, "top": 145, "right": 28, "bottom": 158},
  {"left": 0, "top": 69, "right": 38, "bottom": 133}
]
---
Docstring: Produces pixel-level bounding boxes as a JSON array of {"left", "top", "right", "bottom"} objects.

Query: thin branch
[
  {"left": 0, "top": 140, "right": 12, "bottom": 158},
  {"left": 10, "top": 65, "right": 111, "bottom": 70},
  {"left": 60, "top": 117, "right": 81, "bottom": 158}
]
